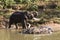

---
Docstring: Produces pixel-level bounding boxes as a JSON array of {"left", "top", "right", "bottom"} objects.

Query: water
[{"left": 0, "top": 29, "right": 42, "bottom": 40}]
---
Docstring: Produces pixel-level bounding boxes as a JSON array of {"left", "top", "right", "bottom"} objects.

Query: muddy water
[{"left": 0, "top": 29, "right": 42, "bottom": 40}]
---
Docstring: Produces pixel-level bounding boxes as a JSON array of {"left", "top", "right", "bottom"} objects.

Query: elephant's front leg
[
  {"left": 21, "top": 20, "right": 27, "bottom": 29},
  {"left": 15, "top": 23, "right": 18, "bottom": 29}
]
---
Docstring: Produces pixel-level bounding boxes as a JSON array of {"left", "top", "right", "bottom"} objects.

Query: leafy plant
[
  {"left": 0, "top": 0, "right": 15, "bottom": 9},
  {"left": 27, "top": 4, "right": 38, "bottom": 11}
]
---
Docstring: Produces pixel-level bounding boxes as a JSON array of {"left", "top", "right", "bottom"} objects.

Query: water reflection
[{"left": 0, "top": 29, "right": 36, "bottom": 40}]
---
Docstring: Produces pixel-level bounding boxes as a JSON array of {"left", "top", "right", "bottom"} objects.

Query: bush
[
  {"left": 53, "top": 18, "right": 60, "bottom": 24},
  {"left": 3, "top": 15, "right": 11, "bottom": 19},
  {"left": 1, "top": 0, "right": 15, "bottom": 9},
  {"left": 27, "top": 4, "right": 38, "bottom": 11},
  {"left": 0, "top": 5, "right": 3, "bottom": 9},
  {"left": 14, "top": 0, "right": 31, "bottom": 4},
  {"left": 0, "top": 12, "right": 4, "bottom": 15}
]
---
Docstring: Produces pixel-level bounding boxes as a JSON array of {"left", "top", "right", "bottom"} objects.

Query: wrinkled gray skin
[{"left": 8, "top": 11, "right": 38, "bottom": 29}]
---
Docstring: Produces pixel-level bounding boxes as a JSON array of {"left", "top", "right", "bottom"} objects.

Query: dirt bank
[{"left": 42, "top": 23, "right": 60, "bottom": 31}]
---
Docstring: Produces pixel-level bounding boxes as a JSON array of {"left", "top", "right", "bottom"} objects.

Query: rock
[{"left": 21, "top": 26, "right": 53, "bottom": 34}]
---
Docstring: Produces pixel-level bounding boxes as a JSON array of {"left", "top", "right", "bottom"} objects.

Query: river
[{"left": 0, "top": 29, "right": 42, "bottom": 40}]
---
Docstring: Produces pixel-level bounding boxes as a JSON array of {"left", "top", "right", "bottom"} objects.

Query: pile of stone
[{"left": 22, "top": 25, "right": 53, "bottom": 34}]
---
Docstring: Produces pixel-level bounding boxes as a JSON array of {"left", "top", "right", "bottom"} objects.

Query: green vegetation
[
  {"left": 0, "top": 1, "right": 60, "bottom": 40},
  {"left": 0, "top": 0, "right": 60, "bottom": 24}
]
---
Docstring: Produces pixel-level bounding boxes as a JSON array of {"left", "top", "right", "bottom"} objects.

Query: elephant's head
[{"left": 25, "top": 11, "right": 38, "bottom": 20}]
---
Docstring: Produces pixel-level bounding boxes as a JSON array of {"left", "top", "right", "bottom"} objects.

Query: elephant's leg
[
  {"left": 21, "top": 20, "right": 27, "bottom": 29},
  {"left": 5, "top": 22, "right": 8, "bottom": 28},
  {"left": 15, "top": 23, "right": 18, "bottom": 29},
  {"left": 8, "top": 21, "right": 13, "bottom": 29},
  {"left": 8, "top": 23, "right": 11, "bottom": 29},
  {"left": 5, "top": 21, "right": 9, "bottom": 29}
]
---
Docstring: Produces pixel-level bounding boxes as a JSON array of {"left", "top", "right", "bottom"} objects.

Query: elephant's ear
[{"left": 33, "top": 11, "right": 38, "bottom": 17}]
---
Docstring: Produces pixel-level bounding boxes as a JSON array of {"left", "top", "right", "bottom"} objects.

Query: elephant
[{"left": 8, "top": 11, "right": 38, "bottom": 29}]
